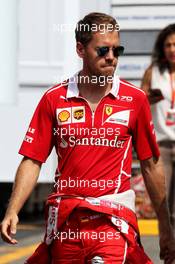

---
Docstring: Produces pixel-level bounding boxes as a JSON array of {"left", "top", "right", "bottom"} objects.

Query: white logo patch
[
  {"left": 111, "top": 217, "right": 129, "bottom": 234},
  {"left": 91, "top": 256, "right": 104, "bottom": 264},
  {"left": 104, "top": 110, "right": 130, "bottom": 126}
]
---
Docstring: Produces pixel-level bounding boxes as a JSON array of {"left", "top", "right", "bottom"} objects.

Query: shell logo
[{"left": 58, "top": 110, "right": 70, "bottom": 122}]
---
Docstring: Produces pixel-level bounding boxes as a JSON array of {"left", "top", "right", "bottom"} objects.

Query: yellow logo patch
[
  {"left": 105, "top": 106, "right": 113, "bottom": 116},
  {"left": 58, "top": 110, "right": 70, "bottom": 122}
]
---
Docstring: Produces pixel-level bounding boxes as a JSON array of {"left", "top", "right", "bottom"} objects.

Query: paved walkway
[{"left": 0, "top": 221, "right": 164, "bottom": 264}]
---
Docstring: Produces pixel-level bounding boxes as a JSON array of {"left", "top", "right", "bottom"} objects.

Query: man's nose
[
  {"left": 169, "top": 44, "right": 175, "bottom": 53},
  {"left": 105, "top": 49, "right": 115, "bottom": 60}
]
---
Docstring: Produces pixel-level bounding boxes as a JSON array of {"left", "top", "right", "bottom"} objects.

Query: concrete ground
[
  {"left": 142, "top": 236, "right": 163, "bottom": 264},
  {"left": 0, "top": 223, "right": 164, "bottom": 264}
]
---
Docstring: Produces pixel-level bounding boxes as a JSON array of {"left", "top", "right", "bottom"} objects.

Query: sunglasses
[{"left": 96, "top": 46, "right": 124, "bottom": 57}]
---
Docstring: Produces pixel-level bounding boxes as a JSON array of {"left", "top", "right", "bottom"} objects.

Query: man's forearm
[
  {"left": 6, "top": 157, "right": 41, "bottom": 215},
  {"left": 140, "top": 158, "right": 172, "bottom": 236}
]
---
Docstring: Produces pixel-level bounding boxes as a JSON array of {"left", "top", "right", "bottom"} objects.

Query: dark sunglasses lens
[
  {"left": 97, "top": 47, "right": 109, "bottom": 56},
  {"left": 114, "top": 46, "right": 124, "bottom": 57}
]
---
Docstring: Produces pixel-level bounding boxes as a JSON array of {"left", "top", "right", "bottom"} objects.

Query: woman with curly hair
[{"left": 141, "top": 24, "right": 175, "bottom": 234}]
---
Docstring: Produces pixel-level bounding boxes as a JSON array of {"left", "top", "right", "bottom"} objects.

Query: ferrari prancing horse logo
[{"left": 105, "top": 106, "right": 113, "bottom": 116}]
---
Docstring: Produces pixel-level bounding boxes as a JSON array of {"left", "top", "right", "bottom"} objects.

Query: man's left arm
[{"left": 140, "top": 157, "right": 175, "bottom": 264}]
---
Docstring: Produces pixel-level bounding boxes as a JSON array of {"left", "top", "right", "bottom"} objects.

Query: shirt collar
[
  {"left": 66, "top": 72, "right": 120, "bottom": 98},
  {"left": 66, "top": 72, "right": 79, "bottom": 98},
  {"left": 110, "top": 75, "right": 120, "bottom": 98}
]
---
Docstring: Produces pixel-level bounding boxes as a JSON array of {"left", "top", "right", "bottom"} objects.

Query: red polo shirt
[{"left": 19, "top": 74, "right": 159, "bottom": 197}]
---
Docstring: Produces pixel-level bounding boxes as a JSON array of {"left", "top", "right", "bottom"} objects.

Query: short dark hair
[
  {"left": 75, "top": 12, "right": 120, "bottom": 46},
  {"left": 152, "top": 23, "right": 175, "bottom": 73}
]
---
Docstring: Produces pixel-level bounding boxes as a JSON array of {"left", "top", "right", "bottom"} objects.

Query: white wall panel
[
  {"left": 19, "top": 62, "right": 64, "bottom": 85},
  {"left": 112, "top": 5, "right": 175, "bottom": 29},
  {"left": 80, "top": 0, "right": 111, "bottom": 17},
  {"left": 48, "top": 0, "right": 65, "bottom": 63},
  {"left": 19, "top": 0, "right": 65, "bottom": 85},
  {"left": 117, "top": 56, "right": 151, "bottom": 79},
  {"left": 127, "top": 80, "right": 141, "bottom": 87},
  {"left": 63, "top": 0, "right": 80, "bottom": 77},
  {"left": 19, "top": 0, "right": 113, "bottom": 85},
  {"left": 112, "top": 0, "right": 175, "bottom": 4},
  {"left": 0, "top": 87, "right": 56, "bottom": 183},
  {"left": 0, "top": 0, "right": 18, "bottom": 104},
  {"left": 111, "top": 0, "right": 175, "bottom": 82},
  {"left": 19, "top": 0, "right": 49, "bottom": 62}
]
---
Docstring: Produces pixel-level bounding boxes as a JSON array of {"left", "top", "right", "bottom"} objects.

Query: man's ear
[{"left": 76, "top": 42, "right": 85, "bottom": 58}]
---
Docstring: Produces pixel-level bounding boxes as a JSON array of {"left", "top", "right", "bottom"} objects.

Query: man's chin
[{"left": 99, "top": 68, "right": 115, "bottom": 77}]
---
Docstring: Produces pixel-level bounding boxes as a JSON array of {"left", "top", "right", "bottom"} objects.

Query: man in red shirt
[{"left": 1, "top": 12, "right": 175, "bottom": 264}]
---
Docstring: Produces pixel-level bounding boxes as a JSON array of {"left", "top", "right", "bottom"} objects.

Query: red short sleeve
[
  {"left": 19, "top": 93, "right": 54, "bottom": 163},
  {"left": 132, "top": 96, "right": 160, "bottom": 161}
]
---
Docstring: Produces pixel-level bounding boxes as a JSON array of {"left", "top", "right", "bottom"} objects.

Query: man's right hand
[
  {"left": 0, "top": 158, "right": 41, "bottom": 245},
  {"left": 0, "top": 212, "right": 19, "bottom": 244}
]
